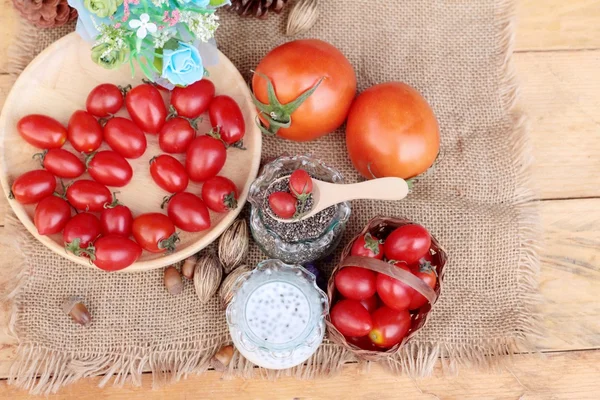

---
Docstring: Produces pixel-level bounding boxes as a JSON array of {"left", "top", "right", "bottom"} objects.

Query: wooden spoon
[{"left": 268, "top": 177, "right": 410, "bottom": 223}]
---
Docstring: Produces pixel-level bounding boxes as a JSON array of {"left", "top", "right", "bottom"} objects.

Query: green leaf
[
  {"left": 209, "top": 0, "right": 229, "bottom": 6},
  {"left": 163, "top": 38, "right": 180, "bottom": 51}
]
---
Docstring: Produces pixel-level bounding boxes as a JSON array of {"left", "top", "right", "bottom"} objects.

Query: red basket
[{"left": 326, "top": 216, "right": 447, "bottom": 361}]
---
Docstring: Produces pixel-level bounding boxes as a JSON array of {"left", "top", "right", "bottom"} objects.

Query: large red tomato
[
  {"left": 132, "top": 213, "right": 178, "bottom": 253},
  {"left": 384, "top": 224, "right": 431, "bottom": 265},
  {"left": 375, "top": 266, "right": 415, "bottom": 311},
  {"left": 125, "top": 84, "right": 167, "bottom": 134},
  {"left": 368, "top": 306, "right": 411, "bottom": 348},
  {"left": 334, "top": 267, "right": 377, "bottom": 301},
  {"left": 10, "top": 170, "right": 56, "bottom": 204},
  {"left": 92, "top": 235, "right": 142, "bottom": 271},
  {"left": 86, "top": 151, "right": 133, "bottom": 187},
  {"left": 66, "top": 180, "right": 111, "bottom": 211},
  {"left": 18, "top": 114, "right": 67, "bottom": 149},
  {"left": 185, "top": 136, "right": 226, "bottom": 182},
  {"left": 346, "top": 82, "right": 440, "bottom": 179},
  {"left": 165, "top": 192, "right": 211, "bottom": 232},
  {"left": 34, "top": 195, "right": 71, "bottom": 235},
  {"left": 67, "top": 110, "right": 104, "bottom": 153},
  {"left": 103, "top": 117, "right": 147, "bottom": 159},
  {"left": 252, "top": 39, "right": 356, "bottom": 141},
  {"left": 38, "top": 148, "right": 85, "bottom": 179}
]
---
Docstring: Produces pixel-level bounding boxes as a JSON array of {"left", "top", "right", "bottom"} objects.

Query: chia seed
[{"left": 261, "top": 176, "right": 336, "bottom": 243}]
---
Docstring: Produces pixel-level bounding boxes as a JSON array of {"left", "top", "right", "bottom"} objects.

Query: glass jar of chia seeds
[
  {"left": 248, "top": 155, "right": 351, "bottom": 264},
  {"left": 226, "top": 259, "right": 329, "bottom": 370}
]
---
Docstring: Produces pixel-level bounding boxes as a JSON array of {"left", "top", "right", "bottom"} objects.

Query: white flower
[
  {"left": 180, "top": 11, "right": 219, "bottom": 43},
  {"left": 153, "top": 29, "right": 175, "bottom": 49},
  {"left": 129, "top": 13, "right": 157, "bottom": 39}
]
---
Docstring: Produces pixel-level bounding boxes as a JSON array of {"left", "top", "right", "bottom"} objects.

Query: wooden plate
[{"left": 0, "top": 33, "right": 262, "bottom": 272}]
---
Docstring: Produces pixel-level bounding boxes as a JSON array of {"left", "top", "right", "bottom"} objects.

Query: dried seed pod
[
  {"left": 62, "top": 296, "right": 91, "bottom": 327},
  {"left": 181, "top": 255, "right": 197, "bottom": 280},
  {"left": 212, "top": 345, "right": 234, "bottom": 372},
  {"left": 219, "top": 264, "right": 252, "bottom": 307},
  {"left": 194, "top": 253, "right": 223, "bottom": 303},
  {"left": 218, "top": 219, "right": 249, "bottom": 274},
  {"left": 286, "top": 0, "right": 319, "bottom": 36},
  {"left": 164, "top": 266, "right": 183, "bottom": 296}
]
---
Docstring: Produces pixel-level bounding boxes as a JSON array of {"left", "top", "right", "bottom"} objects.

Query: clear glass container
[
  {"left": 248, "top": 155, "right": 351, "bottom": 264},
  {"left": 226, "top": 259, "right": 329, "bottom": 370}
]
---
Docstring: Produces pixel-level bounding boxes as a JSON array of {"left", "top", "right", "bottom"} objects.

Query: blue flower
[
  {"left": 176, "top": 0, "right": 210, "bottom": 7},
  {"left": 161, "top": 42, "right": 204, "bottom": 86}
]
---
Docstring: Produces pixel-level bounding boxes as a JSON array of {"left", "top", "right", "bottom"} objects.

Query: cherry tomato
[
  {"left": 66, "top": 180, "right": 111, "bottom": 211},
  {"left": 149, "top": 155, "right": 189, "bottom": 193},
  {"left": 334, "top": 266, "right": 377, "bottom": 301},
  {"left": 125, "top": 84, "right": 167, "bottom": 134},
  {"left": 289, "top": 169, "right": 313, "bottom": 201},
  {"left": 171, "top": 79, "right": 215, "bottom": 118},
  {"left": 18, "top": 114, "right": 67, "bottom": 149},
  {"left": 359, "top": 295, "right": 380, "bottom": 313},
  {"left": 63, "top": 212, "right": 102, "bottom": 255},
  {"left": 208, "top": 95, "right": 245, "bottom": 146},
  {"left": 368, "top": 306, "right": 411, "bottom": 348},
  {"left": 103, "top": 117, "right": 147, "bottom": 159},
  {"left": 252, "top": 39, "right": 356, "bottom": 141},
  {"left": 34, "top": 195, "right": 71, "bottom": 235},
  {"left": 92, "top": 235, "right": 142, "bottom": 271},
  {"left": 10, "top": 170, "right": 56, "bottom": 204},
  {"left": 346, "top": 335, "right": 379, "bottom": 351},
  {"left": 36, "top": 148, "right": 85, "bottom": 178},
  {"left": 375, "top": 266, "right": 415, "bottom": 311},
  {"left": 132, "top": 213, "right": 178, "bottom": 253},
  {"left": 165, "top": 192, "right": 211, "bottom": 232},
  {"left": 185, "top": 136, "right": 226, "bottom": 182},
  {"left": 346, "top": 82, "right": 440, "bottom": 179},
  {"left": 67, "top": 110, "right": 104, "bottom": 153},
  {"left": 159, "top": 117, "right": 196, "bottom": 154},
  {"left": 268, "top": 191, "right": 297, "bottom": 219},
  {"left": 408, "top": 261, "right": 437, "bottom": 310},
  {"left": 384, "top": 224, "right": 431, "bottom": 265},
  {"left": 86, "top": 83, "right": 125, "bottom": 117},
  {"left": 86, "top": 151, "right": 133, "bottom": 187},
  {"left": 100, "top": 195, "right": 133, "bottom": 237},
  {"left": 201, "top": 176, "right": 238, "bottom": 213},
  {"left": 350, "top": 233, "right": 384, "bottom": 259},
  {"left": 330, "top": 299, "right": 373, "bottom": 337}
]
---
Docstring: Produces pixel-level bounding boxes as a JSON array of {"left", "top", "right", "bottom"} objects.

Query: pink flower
[{"left": 163, "top": 10, "right": 181, "bottom": 27}]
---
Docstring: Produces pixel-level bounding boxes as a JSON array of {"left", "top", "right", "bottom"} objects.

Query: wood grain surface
[{"left": 0, "top": 0, "right": 599, "bottom": 398}]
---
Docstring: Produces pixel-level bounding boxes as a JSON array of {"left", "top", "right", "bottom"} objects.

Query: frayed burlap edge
[{"left": 3, "top": 0, "right": 543, "bottom": 392}]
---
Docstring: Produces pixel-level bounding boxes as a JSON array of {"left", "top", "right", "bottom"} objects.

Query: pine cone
[
  {"left": 227, "top": 0, "right": 288, "bottom": 19},
  {"left": 13, "top": 0, "right": 77, "bottom": 29}
]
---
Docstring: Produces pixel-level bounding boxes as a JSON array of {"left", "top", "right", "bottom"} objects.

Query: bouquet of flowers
[{"left": 68, "top": 0, "right": 229, "bottom": 88}]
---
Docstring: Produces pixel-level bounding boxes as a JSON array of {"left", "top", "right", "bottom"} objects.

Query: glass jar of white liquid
[{"left": 226, "top": 259, "right": 329, "bottom": 370}]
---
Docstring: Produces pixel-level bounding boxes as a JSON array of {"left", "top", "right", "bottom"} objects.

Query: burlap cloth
[{"left": 2, "top": 0, "right": 541, "bottom": 395}]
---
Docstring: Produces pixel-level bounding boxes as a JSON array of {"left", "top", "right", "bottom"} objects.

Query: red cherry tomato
[
  {"left": 34, "top": 195, "right": 71, "bottom": 235},
  {"left": 375, "top": 266, "right": 415, "bottom": 311},
  {"left": 86, "top": 83, "right": 125, "bottom": 117},
  {"left": 384, "top": 224, "right": 431, "bottom": 265},
  {"left": 165, "top": 192, "right": 211, "bottom": 232},
  {"left": 334, "top": 267, "right": 377, "bottom": 301},
  {"left": 86, "top": 151, "right": 133, "bottom": 187},
  {"left": 100, "top": 195, "right": 133, "bottom": 237},
  {"left": 289, "top": 169, "right": 313, "bottom": 199},
  {"left": 268, "top": 191, "right": 297, "bottom": 219},
  {"left": 208, "top": 95, "right": 245, "bottom": 146},
  {"left": 350, "top": 233, "right": 384, "bottom": 259},
  {"left": 330, "top": 299, "right": 373, "bottom": 337},
  {"left": 103, "top": 117, "right": 147, "bottom": 159},
  {"left": 66, "top": 180, "right": 111, "bottom": 212},
  {"left": 92, "top": 235, "right": 142, "bottom": 271},
  {"left": 67, "top": 110, "right": 104, "bottom": 153},
  {"left": 346, "top": 335, "right": 379, "bottom": 351},
  {"left": 368, "top": 306, "right": 411, "bottom": 348},
  {"left": 359, "top": 295, "right": 380, "bottom": 313},
  {"left": 159, "top": 117, "right": 196, "bottom": 154},
  {"left": 149, "top": 155, "right": 189, "bottom": 193},
  {"left": 132, "top": 213, "right": 178, "bottom": 253},
  {"left": 63, "top": 212, "right": 102, "bottom": 255},
  {"left": 171, "top": 79, "right": 215, "bottom": 118},
  {"left": 408, "top": 261, "right": 437, "bottom": 310},
  {"left": 125, "top": 84, "right": 167, "bottom": 134},
  {"left": 18, "top": 114, "right": 67, "bottom": 149},
  {"left": 11, "top": 170, "right": 56, "bottom": 204},
  {"left": 201, "top": 176, "right": 238, "bottom": 213},
  {"left": 36, "top": 148, "right": 85, "bottom": 179},
  {"left": 185, "top": 136, "right": 227, "bottom": 182}
]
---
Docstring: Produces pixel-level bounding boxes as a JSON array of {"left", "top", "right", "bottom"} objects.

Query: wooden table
[{"left": 0, "top": 1, "right": 599, "bottom": 398}]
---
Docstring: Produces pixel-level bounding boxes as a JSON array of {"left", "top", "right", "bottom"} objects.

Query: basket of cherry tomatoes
[{"left": 326, "top": 216, "right": 446, "bottom": 360}]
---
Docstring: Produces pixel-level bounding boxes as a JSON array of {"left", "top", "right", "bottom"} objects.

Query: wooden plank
[
  {"left": 517, "top": 50, "right": 600, "bottom": 200},
  {"left": 517, "top": 0, "right": 600, "bottom": 51},
  {"left": 0, "top": 1, "right": 17, "bottom": 74},
  {"left": 0, "top": 198, "right": 597, "bottom": 378},
  {"left": 1, "top": 350, "right": 600, "bottom": 399}
]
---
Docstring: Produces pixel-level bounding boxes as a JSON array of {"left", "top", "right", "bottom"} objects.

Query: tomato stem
[
  {"left": 160, "top": 194, "right": 174, "bottom": 209},
  {"left": 84, "top": 151, "right": 97, "bottom": 169},
  {"left": 363, "top": 233, "right": 381, "bottom": 255},
  {"left": 31, "top": 150, "right": 48, "bottom": 168},
  {"left": 65, "top": 239, "right": 97, "bottom": 261},
  {"left": 166, "top": 105, "right": 178, "bottom": 120},
  {"left": 118, "top": 84, "right": 132, "bottom": 97},
  {"left": 104, "top": 192, "right": 122, "bottom": 209},
  {"left": 223, "top": 191, "right": 238, "bottom": 210},
  {"left": 158, "top": 232, "right": 180, "bottom": 254}
]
